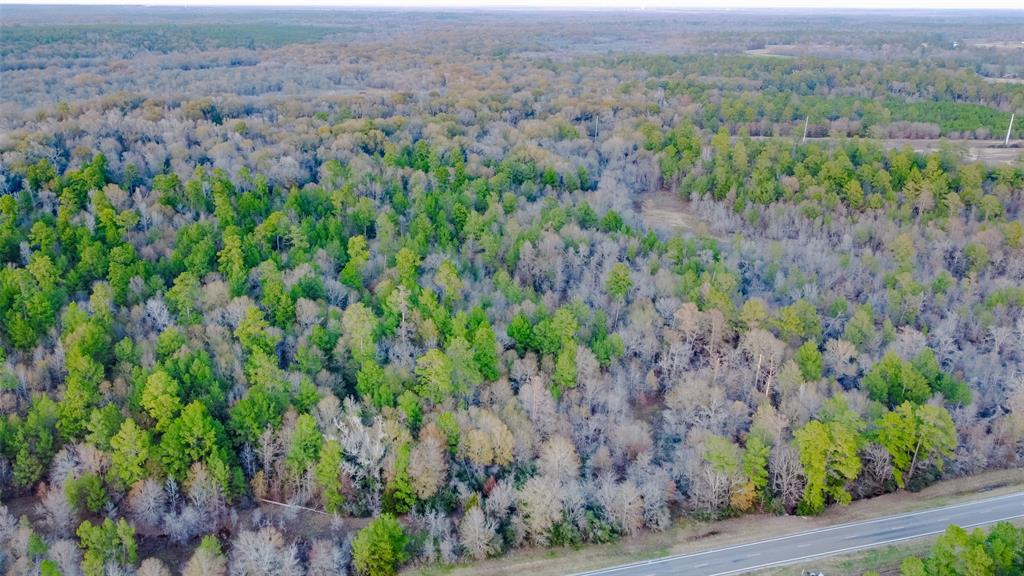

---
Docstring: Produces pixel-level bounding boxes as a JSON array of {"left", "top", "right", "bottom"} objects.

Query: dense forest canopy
[{"left": 0, "top": 7, "right": 1022, "bottom": 576}]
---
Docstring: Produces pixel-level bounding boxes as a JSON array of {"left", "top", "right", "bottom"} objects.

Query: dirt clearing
[
  {"left": 754, "top": 136, "right": 1022, "bottom": 166},
  {"left": 873, "top": 139, "right": 1023, "bottom": 166},
  {"left": 980, "top": 76, "right": 1024, "bottom": 85},
  {"left": 638, "top": 191, "right": 719, "bottom": 238}
]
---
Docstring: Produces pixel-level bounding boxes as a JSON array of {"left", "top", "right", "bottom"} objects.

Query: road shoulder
[{"left": 405, "top": 468, "right": 1024, "bottom": 576}]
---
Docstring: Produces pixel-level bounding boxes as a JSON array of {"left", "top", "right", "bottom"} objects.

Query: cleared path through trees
[{"left": 753, "top": 136, "right": 1022, "bottom": 166}]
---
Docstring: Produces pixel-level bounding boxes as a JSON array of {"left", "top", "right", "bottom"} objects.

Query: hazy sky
[{"left": 2, "top": 0, "right": 1023, "bottom": 9}]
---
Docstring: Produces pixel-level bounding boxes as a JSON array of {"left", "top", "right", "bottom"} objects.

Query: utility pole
[
  {"left": 801, "top": 116, "right": 809, "bottom": 144},
  {"left": 1006, "top": 113, "right": 1015, "bottom": 147}
]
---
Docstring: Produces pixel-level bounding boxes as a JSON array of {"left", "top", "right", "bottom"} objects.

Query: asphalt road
[{"left": 571, "top": 492, "right": 1024, "bottom": 576}]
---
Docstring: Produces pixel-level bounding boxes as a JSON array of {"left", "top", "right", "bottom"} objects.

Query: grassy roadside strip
[
  {"left": 753, "top": 518, "right": 1024, "bottom": 576},
  {"left": 404, "top": 468, "right": 1024, "bottom": 576}
]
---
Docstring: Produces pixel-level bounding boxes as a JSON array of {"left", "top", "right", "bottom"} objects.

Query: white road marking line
[
  {"left": 567, "top": 493, "right": 1024, "bottom": 576},
  {"left": 704, "top": 512, "right": 1024, "bottom": 576}
]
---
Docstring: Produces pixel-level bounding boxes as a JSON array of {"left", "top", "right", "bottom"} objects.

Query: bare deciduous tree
[
  {"left": 825, "top": 338, "right": 859, "bottom": 378},
  {"left": 49, "top": 538, "right": 83, "bottom": 576},
  {"left": 596, "top": 475, "right": 644, "bottom": 535},
  {"left": 459, "top": 507, "right": 498, "bottom": 560},
  {"left": 307, "top": 537, "right": 351, "bottom": 576},
  {"left": 184, "top": 544, "right": 228, "bottom": 576},
  {"left": 769, "top": 444, "right": 805, "bottom": 513},
  {"left": 137, "top": 558, "right": 172, "bottom": 576},
  {"left": 229, "top": 527, "right": 304, "bottom": 576},
  {"left": 537, "top": 435, "right": 580, "bottom": 483},
  {"left": 485, "top": 478, "right": 517, "bottom": 521},
  {"left": 36, "top": 483, "right": 75, "bottom": 537},
  {"left": 516, "top": 475, "right": 566, "bottom": 545},
  {"left": 408, "top": 434, "right": 448, "bottom": 500},
  {"left": 128, "top": 478, "right": 167, "bottom": 528}
]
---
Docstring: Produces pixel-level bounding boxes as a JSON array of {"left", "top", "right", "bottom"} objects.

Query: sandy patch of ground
[
  {"left": 638, "top": 191, "right": 719, "bottom": 238},
  {"left": 980, "top": 76, "right": 1024, "bottom": 85},
  {"left": 743, "top": 46, "right": 796, "bottom": 59}
]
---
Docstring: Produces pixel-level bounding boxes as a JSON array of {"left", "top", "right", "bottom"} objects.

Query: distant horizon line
[{"left": 2, "top": 1, "right": 1023, "bottom": 12}]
